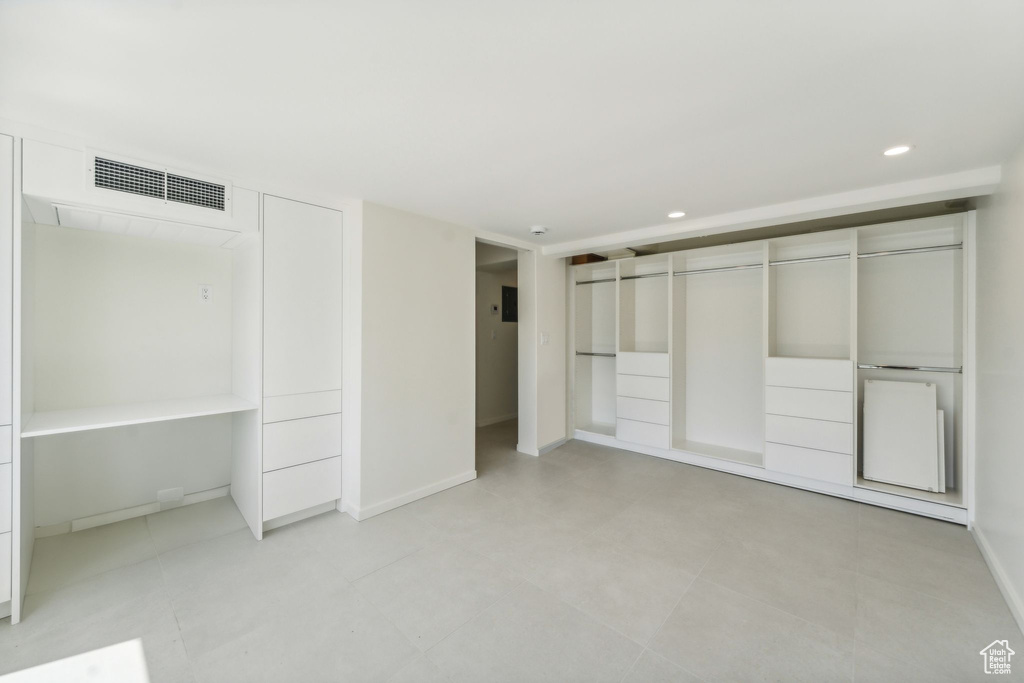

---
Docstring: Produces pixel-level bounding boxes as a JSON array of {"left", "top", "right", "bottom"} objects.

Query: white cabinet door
[
  {"left": 0, "top": 135, "right": 12, "bottom": 425},
  {"left": 263, "top": 196, "right": 343, "bottom": 398}
]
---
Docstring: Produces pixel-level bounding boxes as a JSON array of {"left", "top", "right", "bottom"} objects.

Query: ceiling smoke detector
[{"left": 530, "top": 225, "right": 548, "bottom": 236}]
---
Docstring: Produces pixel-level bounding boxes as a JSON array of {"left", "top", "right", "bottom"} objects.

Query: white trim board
[
  {"left": 545, "top": 166, "right": 1000, "bottom": 257},
  {"left": 477, "top": 413, "right": 518, "bottom": 428},
  {"left": 34, "top": 485, "right": 230, "bottom": 538},
  {"left": 973, "top": 524, "right": 1024, "bottom": 637},
  {"left": 346, "top": 469, "right": 477, "bottom": 521},
  {"left": 574, "top": 429, "right": 968, "bottom": 524}
]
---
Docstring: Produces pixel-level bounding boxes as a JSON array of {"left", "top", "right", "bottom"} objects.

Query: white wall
[
  {"left": 975, "top": 141, "right": 1024, "bottom": 631},
  {"left": 475, "top": 268, "right": 517, "bottom": 426},
  {"left": 517, "top": 251, "right": 567, "bottom": 454},
  {"left": 29, "top": 224, "right": 235, "bottom": 526},
  {"left": 354, "top": 202, "right": 476, "bottom": 517},
  {"left": 31, "top": 225, "right": 233, "bottom": 409}
]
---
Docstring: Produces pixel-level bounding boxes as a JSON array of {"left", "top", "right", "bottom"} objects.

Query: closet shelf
[
  {"left": 22, "top": 394, "right": 259, "bottom": 438},
  {"left": 674, "top": 440, "right": 764, "bottom": 468}
]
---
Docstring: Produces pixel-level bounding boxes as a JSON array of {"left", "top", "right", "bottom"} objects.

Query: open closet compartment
[
  {"left": 573, "top": 261, "right": 617, "bottom": 436},
  {"left": 616, "top": 255, "right": 670, "bottom": 448},
  {"left": 855, "top": 214, "right": 967, "bottom": 507},
  {"left": 13, "top": 138, "right": 264, "bottom": 620},
  {"left": 763, "top": 230, "right": 856, "bottom": 486},
  {"left": 672, "top": 242, "right": 764, "bottom": 466}
]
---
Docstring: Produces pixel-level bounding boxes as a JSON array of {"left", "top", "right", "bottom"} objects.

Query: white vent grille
[
  {"left": 94, "top": 157, "right": 165, "bottom": 200},
  {"left": 92, "top": 157, "right": 226, "bottom": 211},
  {"left": 167, "top": 174, "right": 225, "bottom": 211}
]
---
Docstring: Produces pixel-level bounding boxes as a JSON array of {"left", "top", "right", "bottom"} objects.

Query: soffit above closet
[{"left": 613, "top": 199, "right": 974, "bottom": 259}]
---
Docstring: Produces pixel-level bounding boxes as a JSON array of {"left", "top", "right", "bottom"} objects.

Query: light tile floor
[{"left": 1, "top": 420, "right": 1020, "bottom": 682}]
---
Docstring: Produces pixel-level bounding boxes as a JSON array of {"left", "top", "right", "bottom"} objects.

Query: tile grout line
[
  {"left": 147, "top": 514, "right": 200, "bottom": 683},
  {"left": 622, "top": 538, "right": 723, "bottom": 683}
]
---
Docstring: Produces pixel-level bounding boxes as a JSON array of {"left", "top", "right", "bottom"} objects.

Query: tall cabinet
[
  {"left": 261, "top": 196, "right": 343, "bottom": 526},
  {"left": 1, "top": 135, "right": 13, "bottom": 615}
]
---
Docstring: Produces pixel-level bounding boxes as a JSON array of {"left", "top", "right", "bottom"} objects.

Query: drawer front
[
  {"left": 263, "top": 456, "right": 341, "bottom": 522},
  {"left": 617, "top": 352, "right": 670, "bottom": 378},
  {"left": 616, "top": 418, "right": 670, "bottom": 448},
  {"left": 264, "top": 391, "right": 342, "bottom": 424},
  {"left": 263, "top": 414, "right": 342, "bottom": 473},
  {"left": 616, "top": 374, "right": 670, "bottom": 402},
  {"left": 0, "top": 532, "right": 10, "bottom": 603},
  {"left": 0, "top": 426, "right": 10, "bottom": 464},
  {"left": 616, "top": 397, "right": 670, "bottom": 426},
  {"left": 765, "top": 358, "right": 853, "bottom": 392},
  {"left": 766, "top": 414, "right": 852, "bottom": 454},
  {"left": 765, "top": 386, "right": 852, "bottom": 423},
  {"left": 766, "top": 443, "right": 853, "bottom": 486},
  {"left": 0, "top": 463, "right": 9, "bottom": 534}
]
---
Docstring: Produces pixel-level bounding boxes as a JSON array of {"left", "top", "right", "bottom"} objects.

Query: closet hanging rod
[
  {"left": 769, "top": 254, "right": 850, "bottom": 266},
  {"left": 620, "top": 272, "right": 669, "bottom": 280},
  {"left": 857, "top": 363, "right": 962, "bottom": 374},
  {"left": 575, "top": 278, "right": 616, "bottom": 285},
  {"left": 857, "top": 243, "right": 962, "bottom": 260},
  {"left": 673, "top": 263, "right": 763, "bottom": 276},
  {"left": 576, "top": 351, "right": 616, "bottom": 357}
]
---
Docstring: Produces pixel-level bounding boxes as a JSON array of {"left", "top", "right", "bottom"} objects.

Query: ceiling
[{"left": 2, "top": 1, "right": 1023, "bottom": 252}]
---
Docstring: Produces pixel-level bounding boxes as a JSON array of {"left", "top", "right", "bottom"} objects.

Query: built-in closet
[
  {"left": 571, "top": 213, "right": 973, "bottom": 524},
  {"left": 0, "top": 138, "right": 344, "bottom": 623}
]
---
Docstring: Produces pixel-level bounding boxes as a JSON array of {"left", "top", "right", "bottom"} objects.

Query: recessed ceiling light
[
  {"left": 883, "top": 145, "right": 912, "bottom": 156},
  {"left": 668, "top": 211, "right": 686, "bottom": 218}
]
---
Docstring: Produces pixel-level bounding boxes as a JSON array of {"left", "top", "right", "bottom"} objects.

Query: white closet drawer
[
  {"left": 263, "top": 413, "right": 341, "bottom": 473},
  {"left": 766, "top": 443, "right": 852, "bottom": 486},
  {"left": 0, "top": 532, "right": 10, "bottom": 603},
  {"left": 0, "top": 426, "right": 10, "bottom": 464},
  {"left": 766, "top": 414, "right": 852, "bottom": 454},
  {"left": 765, "top": 358, "right": 853, "bottom": 392},
  {"left": 765, "top": 386, "right": 852, "bottom": 423},
  {"left": 616, "top": 419, "right": 670, "bottom": 448},
  {"left": 616, "top": 374, "right": 670, "bottom": 401},
  {"left": 263, "top": 456, "right": 341, "bottom": 521},
  {"left": 617, "top": 352, "right": 670, "bottom": 378},
  {"left": 0, "top": 463, "right": 9, "bottom": 533},
  {"left": 616, "top": 397, "right": 670, "bottom": 425},
  {"left": 264, "top": 391, "right": 342, "bottom": 424}
]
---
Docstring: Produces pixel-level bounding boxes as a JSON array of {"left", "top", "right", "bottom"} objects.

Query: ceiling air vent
[
  {"left": 94, "top": 157, "right": 165, "bottom": 201},
  {"left": 167, "top": 173, "right": 226, "bottom": 211},
  {"left": 92, "top": 156, "right": 227, "bottom": 211}
]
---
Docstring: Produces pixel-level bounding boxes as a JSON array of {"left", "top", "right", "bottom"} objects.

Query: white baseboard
[
  {"left": 37, "top": 486, "right": 231, "bottom": 538},
  {"left": 347, "top": 469, "right": 477, "bottom": 521},
  {"left": 476, "top": 413, "right": 518, "bottom": 427},
  {"left": 516, "top": 436, "right": 567, "bottom": 457},
  {"left": 262, "top": 500, "right": 337, "bottom": 532},
  {"left": 972, "top": 523, "right": 1024, "bottom": 636}
]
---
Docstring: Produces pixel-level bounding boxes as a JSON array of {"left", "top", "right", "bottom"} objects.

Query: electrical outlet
[{"left": 199, "top": 284, "right": 212, "bottom": 303}]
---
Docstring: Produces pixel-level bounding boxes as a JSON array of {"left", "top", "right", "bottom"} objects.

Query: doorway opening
[{"left": 475, "top": 241, "right": 519, "bottom": 460}]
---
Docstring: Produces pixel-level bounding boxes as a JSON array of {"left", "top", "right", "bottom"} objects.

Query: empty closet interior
[
  {"left": 571, "top": 212, "right": 971, "bottom": 523},
  {"left": 3, "top": 139, "right": 344, "bottom": 623}
]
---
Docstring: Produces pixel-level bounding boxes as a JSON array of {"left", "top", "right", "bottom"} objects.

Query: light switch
[{"left": 541, "top": 332, "right": 550, "bottom": 346}]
